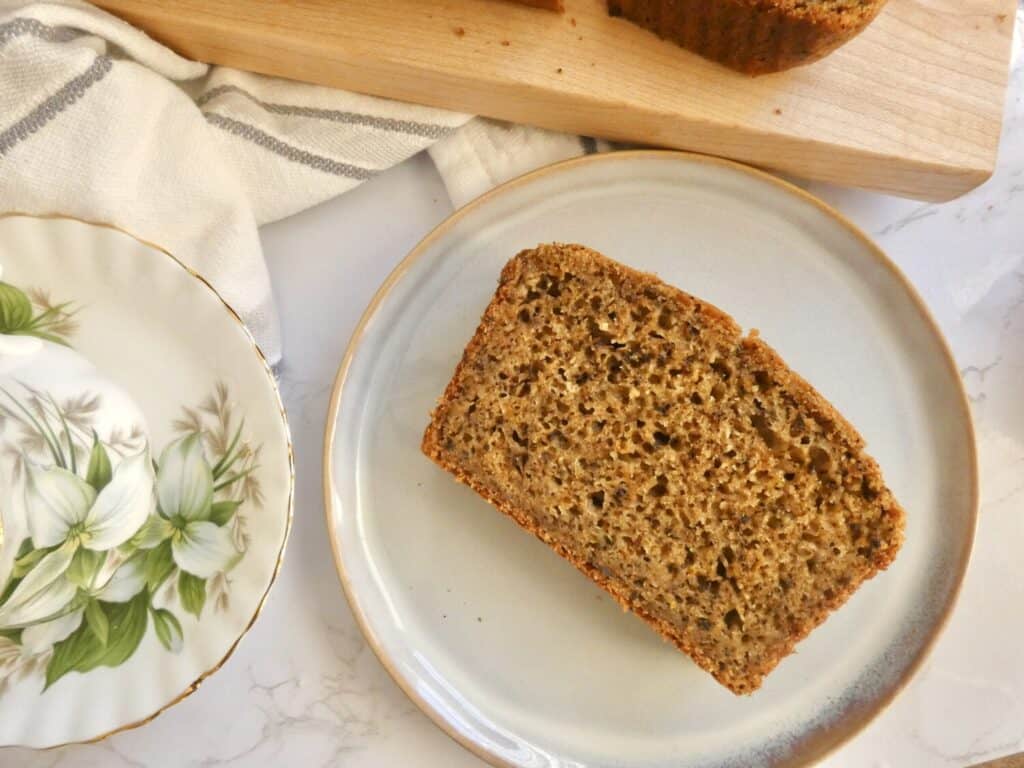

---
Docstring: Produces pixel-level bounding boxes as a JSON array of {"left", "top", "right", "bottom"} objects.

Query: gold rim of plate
[
  {"left": 320, "top": 149, "right": 980, "bottom": 768},
  {"left": 0, "top": 211, "right": 295, "bottom": 751}
]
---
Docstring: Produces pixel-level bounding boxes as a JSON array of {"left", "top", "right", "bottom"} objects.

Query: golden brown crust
[
  {"left": 606, "top": 0, "right": 888, "bottom": 75},
  {"left": 504, "top": 0, "right": 564, "bottom": 10},
  {"left": 423, "top": 243, "right": 905, "bottom": 693}
]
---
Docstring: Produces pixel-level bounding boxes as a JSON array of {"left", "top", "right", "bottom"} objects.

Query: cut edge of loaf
[
  {"left": 505, "top": 0, "right": 564, "bottom": 11},
  {"left": 606, "top": 0, "right": 888, "bottom": 75},
  {"left": 422, "top": 243, "right": 905, "bottom": 693}
]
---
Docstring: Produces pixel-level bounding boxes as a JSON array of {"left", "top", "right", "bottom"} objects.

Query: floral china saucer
[{"left": 0, "top": 214, "right": 293, "bottom": 748}]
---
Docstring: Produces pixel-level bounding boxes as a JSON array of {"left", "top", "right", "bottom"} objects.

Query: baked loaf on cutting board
[
  {"left": 509, "top": 0, "right": 887, "bottom": 74},
  {"left": 422, "top": 243, "right": 905, "bottom": 694}
]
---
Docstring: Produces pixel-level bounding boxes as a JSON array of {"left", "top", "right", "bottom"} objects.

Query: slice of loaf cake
[
  {"left": 607, "top": 0, "right": 887, "bottom": 75},
  {"left": 422, "top": 244, "right": 904, "bottom": 693}
]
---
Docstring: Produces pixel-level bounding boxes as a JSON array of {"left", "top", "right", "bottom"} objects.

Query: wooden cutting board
[{"left": 94, "top": 0, "right": 1016, "bottom": 201}]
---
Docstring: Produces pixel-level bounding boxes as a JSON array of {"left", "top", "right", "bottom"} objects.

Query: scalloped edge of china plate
[
  {"left": 321, "top": 150, "right": 979, "bottom": 768},
  {"left": 0, "top": 212, "right": 295, "bottom": 750}
]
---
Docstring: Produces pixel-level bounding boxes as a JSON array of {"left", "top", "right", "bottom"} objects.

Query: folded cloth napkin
[
  {"left": 429, "top": 120, "right": 613, "bottom": 209},
  {"left": 0, "top": 1, "right": 607, "bottom": 363}
]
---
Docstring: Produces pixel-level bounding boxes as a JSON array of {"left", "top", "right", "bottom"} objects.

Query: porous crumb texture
[
  {"left": 606, "top": 0, "right": 887, "bottom": 75},
  {"left": 422, "top": 244, "right": 905, "bottom": 694}
]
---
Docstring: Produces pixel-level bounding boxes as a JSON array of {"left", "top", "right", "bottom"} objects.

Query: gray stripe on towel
[
  {"left": 0, "top": 17, "right": 83, "bottom": 50},
  {"left": 197, "top": 84, "right": 454, "bottom": 140},
  {"left": 0, "top": 56, "right": 113, "bottom": 156},
  {"left": 204, "top": 112, "right": 376, "bottom": 179}
]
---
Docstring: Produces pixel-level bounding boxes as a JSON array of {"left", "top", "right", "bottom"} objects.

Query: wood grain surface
[
  {"left": 93, "top": 0, "right": 1016, "bottom": 201},
  {"left": 970, "top": 754, "right": 1024, "bottom": 768}
]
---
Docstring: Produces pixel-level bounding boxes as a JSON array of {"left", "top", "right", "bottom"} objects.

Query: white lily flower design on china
[
  {"left": 0, "top": 351, "right": 259, "bottom": 690},
  {"left": 136, "top": 433, "right": 242, "bottom": 580},
  {"left": 0, "top": 448, "right": 154, "bottom": 652}
]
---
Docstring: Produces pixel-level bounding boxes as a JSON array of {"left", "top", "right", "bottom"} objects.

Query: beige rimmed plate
[
  {"left": 323, "top": 151, "right": 977, "bottom": 768},
  {"left": 0, "top": 214, "right": 293, "bottom": 749}
]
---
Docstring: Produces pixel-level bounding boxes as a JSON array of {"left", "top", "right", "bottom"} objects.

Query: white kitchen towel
[
  {"left": 0, "top": 0, "right": 473, "bottom": 364},
  {"left": 430, "top": 119, "right": 615, "bottom": 209}
]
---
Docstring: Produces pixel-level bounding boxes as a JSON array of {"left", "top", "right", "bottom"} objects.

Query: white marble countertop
[{"left": 7, "top": 21, "right": 1024, "bottom": 768}]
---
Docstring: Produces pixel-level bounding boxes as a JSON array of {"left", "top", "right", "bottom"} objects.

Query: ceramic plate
[
  {"left": 0, "top": 215, "right": 292, "bottom": 748},
  {"left": 323, "top": 152, "right": 976, "bottom": 768}
]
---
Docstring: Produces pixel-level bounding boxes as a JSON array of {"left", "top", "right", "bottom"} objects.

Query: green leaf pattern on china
[
  {"left": 0, "top": 286, "right": 259, "bottom": 693},
  {"left": 0, "top": 277, "right": 77, "bottom": 345},
  {"left": 84, "top": 599, "right": 110, "bottom": 647},
  {"left": 178, "top": 572, "right": 207, "bottom": 619},
  {"left": 66, "top": 548, "right": 105, "bottom": 590},
  {"left": 85, "top": 433, "right": 113, "bottom": 492},
  {"left": 142, "top": 541, "right": 176, "bottom": 593},
  {"left": 151, "top": 608, "right": 183, "bottom": 653},
  {"left": 0, "top": 282, "right": 33, "bottom": 332},
  {"left": 45, "top": 593, "right": 149, "bottom": 690},
  {"left": 209, "top": 500, "right": 241, "bottom": 527}
]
